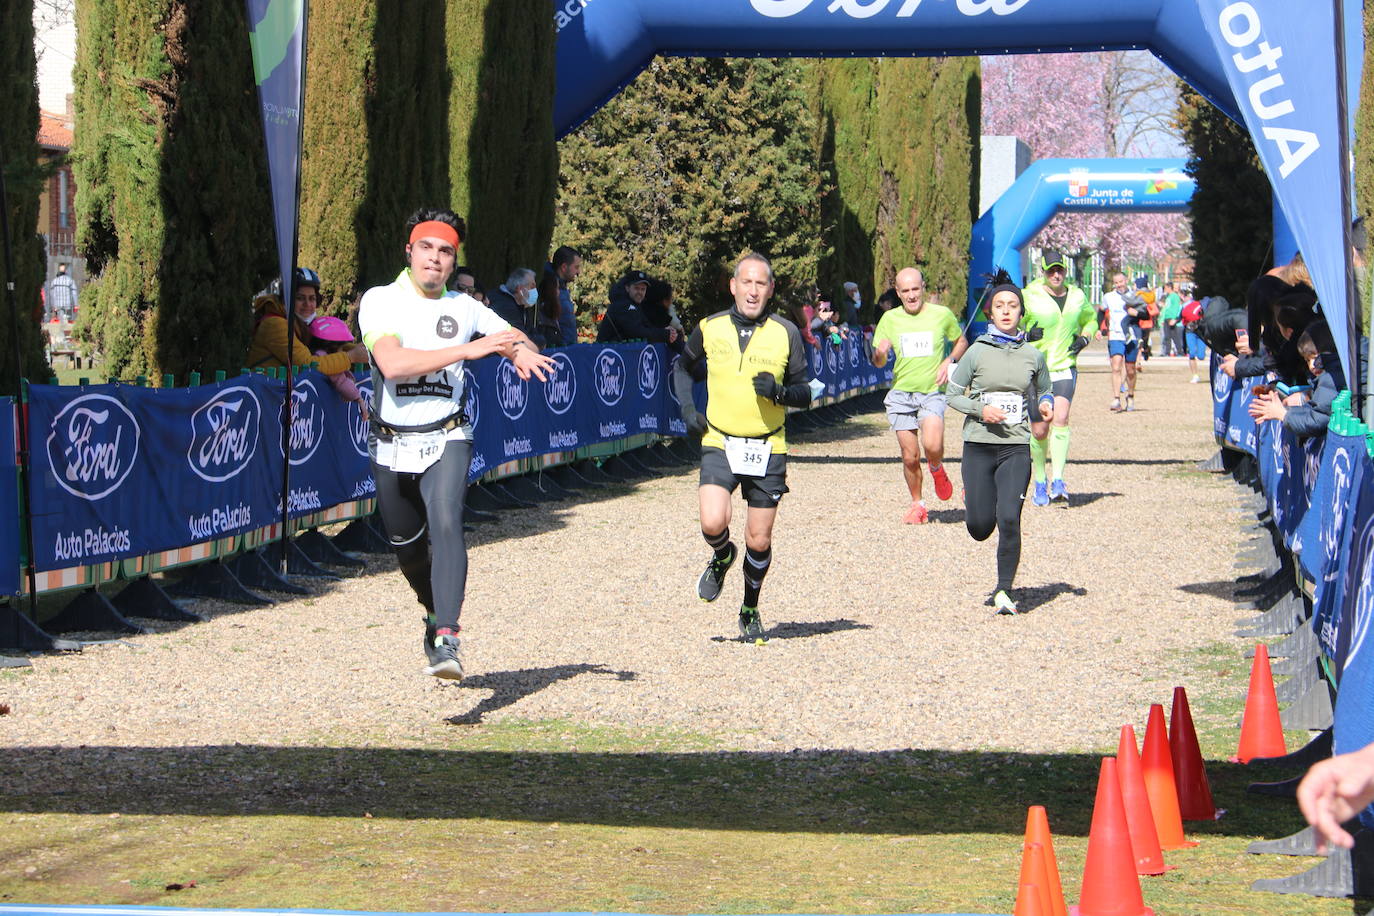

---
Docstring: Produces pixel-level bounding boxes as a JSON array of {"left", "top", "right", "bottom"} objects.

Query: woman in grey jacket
[{"left": 946, "top": 282, "right": 1054, "bottom": 614}]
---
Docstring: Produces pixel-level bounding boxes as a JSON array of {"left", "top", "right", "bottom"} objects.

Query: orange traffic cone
[
  {"left": 1070, "top": 758, "right": 1154, "bottom": 916},
  {"left": 1017, "top": 843, "right": 1055, "bottom": 916},
  {"left": 1233, "top": 644, "right": 1286, "bottom": 763},
  {"left": 1170, "top": 686, "right": 1220, "bottom": 820},
  {"left": 1024, "top": 806, "right": 1068, "bottom": 916},
  {"left": 1016, "top": 882, "right": 1049, "bottom": 916},
  {"left": 1116, "top": 726, "right": 1171, "bottom": 875},
  {"left": 1141, "top": 703, "right": 1197, "bottom": 850}
]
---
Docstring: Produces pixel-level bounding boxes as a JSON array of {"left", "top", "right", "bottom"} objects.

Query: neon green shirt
[
  {"left": 1021, "top": 282, "right": 1096, "bottom": 374},
  {"left": 873, "top": 303, "right": 963, "bottom": 393}
]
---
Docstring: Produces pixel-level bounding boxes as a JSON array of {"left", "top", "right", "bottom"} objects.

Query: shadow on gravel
[
  {"left": 1059, "top": 491, "right": 1123, "bottom": 508},
  {"left": 708, "top": 617, "right": 872, "bottom": 644},
  {"left": 1012, "top": 582, "right": 1088, "bottom": 613},
  {"left": 1177, "top": 580, "right": 1241, "bottom": 601},
  {"left": 0, "top": 742, "right": 1317, "bottom": 842},
  {"left": 446, "top": 663, "right": 638, "bottom": 727}
]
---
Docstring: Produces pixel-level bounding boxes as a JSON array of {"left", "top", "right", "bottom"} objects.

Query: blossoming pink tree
[{"left": 982, "top": 51, "right": 1188, "bottom": 273}]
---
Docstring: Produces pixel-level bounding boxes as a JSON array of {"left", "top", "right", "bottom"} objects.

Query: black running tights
[
  {"left": 961, "top": 441, "right": 1032, "bottom": 593},
  {"left": 372, "top": 439, "right": 471, "bottom": 630}
]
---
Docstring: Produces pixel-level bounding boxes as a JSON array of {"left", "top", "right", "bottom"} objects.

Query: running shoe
[
  {"left": 903, "top": 502, "right": 928, "bottom": 524},
  {"left": 697, "top": 543, "right": 737, "bottom": 602},
  {"left": 423, "top": 614, "right": 436, "bottom": 659},
  {"left": 1125, "top": 395, "right": 1136, "bottom": 412},
  {"left": 930, "top": 465, "right": 954, "bottom": 501},
  {"left": 1190, "top": 375, "right": 1201, "bottom": 384},
  {"left": 992, "top": 590, "right": 1018, "bottom": 615},
  {"left": 1031, "top": 481, "right": 1049, "bottom": 507},
  {"left": 739, "top": 605, "right": 767, "bottom": 644},
  {"left": 1110, "top": 398, "right": 1122, "bottom": 412},
  {"left": 1049, "top": 479, "right": 1068, "bottom": 503},
  {"left": 424, "top": 634, "right": 464, "bottom": 680}
]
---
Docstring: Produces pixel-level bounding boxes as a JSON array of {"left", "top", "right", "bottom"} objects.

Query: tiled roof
[{"left": 38, "top": 110, "right": 73, "bottom": 151}]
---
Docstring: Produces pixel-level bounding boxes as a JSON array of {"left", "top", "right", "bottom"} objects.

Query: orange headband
[{"left": 409, "top": 220, "right": 460, "bottom": 249}]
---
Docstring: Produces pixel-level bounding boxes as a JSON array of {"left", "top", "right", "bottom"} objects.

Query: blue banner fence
[
  {"left": 1210, "top": 354, "right": 1374, "bottom": 823},
  {"left": 2, "top": 336, "right": 886, "bottom": 605}
]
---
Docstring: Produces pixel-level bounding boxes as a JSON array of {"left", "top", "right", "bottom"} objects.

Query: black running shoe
[
  {"left": 424, "top": 634, "right": 463, "bottom": 680},
  {"left": 738, "top": 605, "right": 767, "bottom": 644},
  {"left": 697, "top": 543, "right": 737, "bottom": 602}
]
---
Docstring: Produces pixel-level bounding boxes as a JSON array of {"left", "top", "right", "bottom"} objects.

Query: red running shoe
[
  {"left": 903, "top": 502, "right": 928, "bottom": 524},
  {"left": 930, "top": 464, "right": 954, "bottom": 501}
]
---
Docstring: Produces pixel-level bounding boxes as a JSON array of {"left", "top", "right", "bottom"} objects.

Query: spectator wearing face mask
[
  {"left": 247, "top": 266, "right": 368, "bottom": 372},
  {"left": 487, "top": 268, "right": 544, "bottom": 346}
]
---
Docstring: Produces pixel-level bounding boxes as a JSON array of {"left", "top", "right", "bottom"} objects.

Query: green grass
[{"left": 0, "top": 644, "right": 1363, "bottom": 915}]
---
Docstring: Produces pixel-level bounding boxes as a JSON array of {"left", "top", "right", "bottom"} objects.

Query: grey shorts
[{"left": 884, "top": 389, "right": 947, "bottom": 431}]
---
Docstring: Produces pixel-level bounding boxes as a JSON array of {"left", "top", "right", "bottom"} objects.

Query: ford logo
[
  {"left": 595, "top": 348, "right": 627, "bottom": 407},
  {"left": 810, "top": 347, "right": 823, "bottom": 376},
  {"left": 45, "top": 393, "right": 141, "bottom": 501},
  {"left": 462, "top": 368, "right": 480, "bottom": 430},
  {"left": 351, "top": 376, "right": 373, "bottom": 457},
  {"left": 281, "top": 379, "right": 325, "bottom": 466},
  {"left": 544, "top": 352, "right": 577, "bottom": 415},
  {"left": 1212, "top": 367, "right": 1231, "bottom": 403},
  {"left": 1323, "top": 448, "right": 1353, "bottom": 566},
  {"left": 638, "top": 346, "right": 661, "bottom": 399},
  {"left": 1344, "top": 515, "right": 1374, "bottom": 664},
  {"left": 496, "top": 359, "right": 529, "bottom": 421},
  {"left": 848, "top": 337, "right": 860, "bottom": 368},
  {"left": 826, "top": 344, "right": 838, "bottom": 374},
  {"left": 667, "top": 355, "right": 682, "bottom": 405},
  {"left": 187, "top": 385, "right": 261, "bottom": 482}
]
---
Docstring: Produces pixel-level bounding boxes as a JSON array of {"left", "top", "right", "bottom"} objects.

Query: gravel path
[{"left": 1, "top": 350, "right": 1248, "bottom": 755}]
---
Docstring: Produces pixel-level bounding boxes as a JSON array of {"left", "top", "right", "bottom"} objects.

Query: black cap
[
  {"left": 621, "top": 269, "right": 650, "bottom": 287},
  {"left": 1040, "top": 249, "right": 1067, "bottom": 272}
]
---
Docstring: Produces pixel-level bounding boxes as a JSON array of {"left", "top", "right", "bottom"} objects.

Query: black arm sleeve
[
  {"left": 775, "top": 321, "right": 812, "bottom": 409},
  {"left": 672, "top": 326, "right": 706, "bottom": 417}
]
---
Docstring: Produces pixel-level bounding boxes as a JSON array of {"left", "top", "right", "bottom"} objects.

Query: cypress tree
[
  {"left": 1176, "top": 84, "right": 1271, "bottom": 309},
  {"left": 0, "top": 0, "right": 49, "bottom": 394},
  {"left": 815, "top": 57, "right": 979, "bottom": 317},
  {"left": 298, "top": 3, "right": 449, "bottom": 311},
  {"left": 73, "top": 0, "right": 275, "bottom": 381},
  {"left": 554, "top": 58, "right": 825, "bottom": 329}
]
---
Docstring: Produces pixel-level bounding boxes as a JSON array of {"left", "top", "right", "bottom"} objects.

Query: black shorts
[
  {"left": 699, "top": 447, "right": 789, "bottom": 508},
  {"left": 1051, "top": 368, "right": 1078, "bottom": 402}
]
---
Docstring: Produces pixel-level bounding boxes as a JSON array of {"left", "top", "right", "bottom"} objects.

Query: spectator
[
  {"left": 308, "top": 316, "right": 369, "bottom": 419},
  {"left": 247, "top": 266, "right": 367, "bottom": 372},
  {"left": 1248, "top": 320, "right": 1343, "bottom": 437},
  {"left": 815, "top": 299, "right": 847, "bottom": 342},
  {"left": 47, "top": 263, "right": 78, "bottom": 322},
  {"left": 1159, "top": 282, "right": 1184, "bottom": 357},
  {"left": 1182, "top": 289, "right": 1207, "bottom": 382},
  {"left": 1224, "top": 286, "right": 1317, "bottom": 383},
  {"left": 534, "top": 268, "right": 564, "bottom": 348},
  {"left": 788, "top": 299, "right": 819, "bottom": 347},
  {"left": 597, "top": 269, "right": 675, "bottom": 344},
  {"left": 1134, "top": 277, "right": 1158, "bottom": 362},
  {"left": 487, "top": 268, "right": 543, "bottom": 345},
  {"left": 545, "top": 246, "right": 583, "bottom": 347},
  {"left": 641, "top": 279, "right": 685, "bottom": 353},
  {"left": 453, "top": 266, "right": 478, "bottom": 297},
  {"left": 841, "top": 281, "right": 863, "bottom": 325},
  {"left": 875, "top": 287, "right": 900, "bottom": 322}
]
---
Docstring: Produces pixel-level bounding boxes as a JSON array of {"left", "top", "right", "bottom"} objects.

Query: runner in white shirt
[
  {"left": 1098, "top": 272, "right": 1147, "bottom": 412},
  {"left": 359, "top": 208, "right": 554, "bottom": 681}
]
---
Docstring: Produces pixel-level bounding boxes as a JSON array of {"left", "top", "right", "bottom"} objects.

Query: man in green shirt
[
  {"left": 1021, "top": 249, "right": 1096, "bottom": 506},
  {"left": 871, "top": 267, "right": 968, "bottom": 524},
  {"left": 1160, "top": 282, "right": 1184, "bottom": 357}
]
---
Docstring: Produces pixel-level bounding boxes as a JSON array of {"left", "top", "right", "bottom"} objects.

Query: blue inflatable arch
[
  {"left": 969, "top": 158, "right": 1194, "bottom": 312},
  {"left": 551, "top": 0, "right": 1362, "bottom": 395}
]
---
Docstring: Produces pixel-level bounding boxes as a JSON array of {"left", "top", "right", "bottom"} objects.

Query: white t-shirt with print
[
  {"left": 1101, "top": 290, "right": 1140, "bottom": 343},
  {"left": 358, "top": 270, "right": 511, "bottom": 442}
]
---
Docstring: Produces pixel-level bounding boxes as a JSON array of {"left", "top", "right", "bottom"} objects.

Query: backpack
[{"left": 1181, "top": 300, "right": 1203, "bottom": 325}]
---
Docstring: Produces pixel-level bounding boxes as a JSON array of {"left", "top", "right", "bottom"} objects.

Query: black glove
[
  {"left": 1026, "top": 327, "right": 1044, "bottom": 342},
  {"left": 1068, "top": 335, "right": 1089, "bottom": 355},
  {"left": 685, "top": 410, "right": 708, "bottom": 437},
  {"left": 752, "top": 371, "right": 781, "bottom": 402}
]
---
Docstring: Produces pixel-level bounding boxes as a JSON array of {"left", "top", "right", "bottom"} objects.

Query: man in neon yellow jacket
[{"left": 1020, "top": 250, "right": 1096, "bottom": 506}]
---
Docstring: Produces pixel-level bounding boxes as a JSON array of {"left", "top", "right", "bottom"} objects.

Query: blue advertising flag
[
  {"left": 1330, "top": 449, "right": 1374, "bottom": 831},
  {"left": 245, "top": 0, "right": 306, "bottom": 302},
  {"left": 1199, "top": 0, "right": 1360, "bottom": 398}
]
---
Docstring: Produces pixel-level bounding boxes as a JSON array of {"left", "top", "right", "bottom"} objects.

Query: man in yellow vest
[
  {"left": 672, "top": 253, "right": 813, "bottom": 644},
  {"left": 1022, "top": 249, "right": 1096, "bottom": 506}
]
